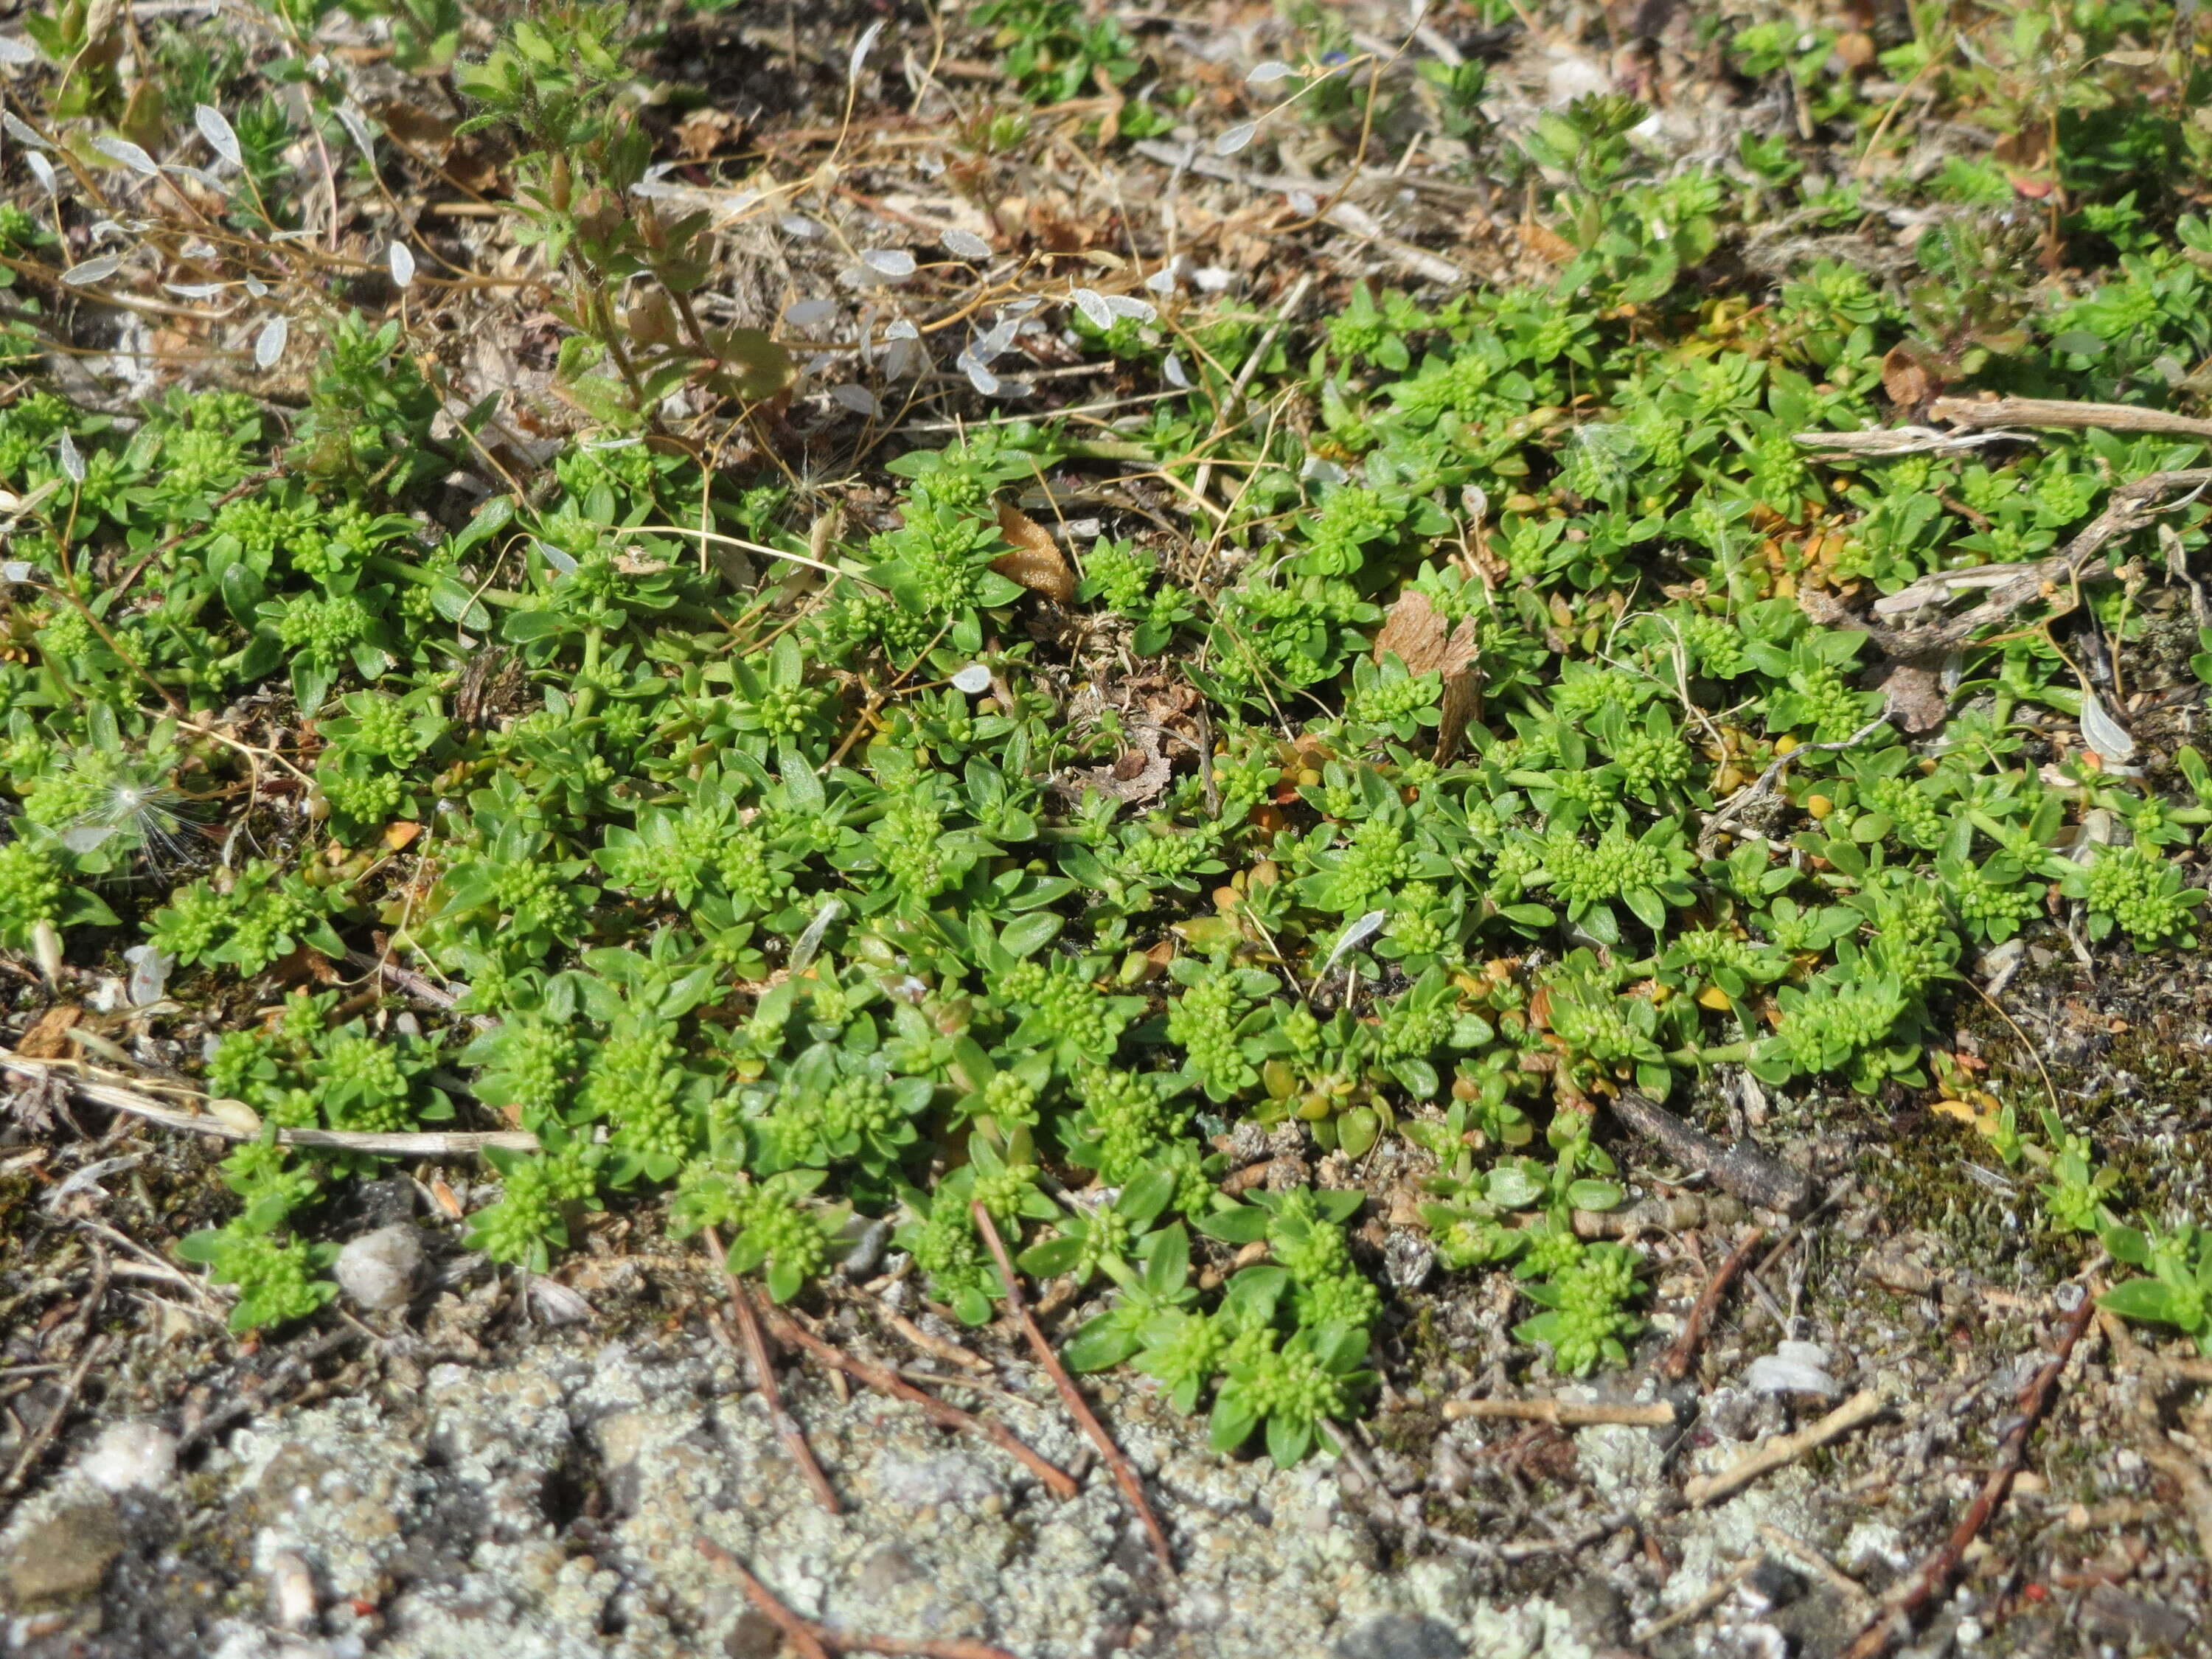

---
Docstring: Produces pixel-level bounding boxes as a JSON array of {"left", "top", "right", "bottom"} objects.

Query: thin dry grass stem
[
  {"left": 0, "top": 1050, "right": 538, "bottom": 1155},
  {"left": 174, "top": 719, "right": 317, "bottom": 787},
  {"left": 969, "top": 1201, "right": 1177, "bottom": 1579},
  {"left": 762, "top": 1304, "right": 1079, "bottom": 1498},
  {"left": 1634, "top": 1557, "right": 1759, "bottom": 1644},
  {"left": 1187, "top": 273, "right": 1315, "bottom": 508},
  {"left": 1843, "top": 1290, "right": 2098, "bottom": 1659},
  {"left": 0, "top": 1334, "right": 108, "bottom": 1496},
  {"left": 1439, "top": 1397, "right": 1675, "bottom": 1427},
  {"left": 1685, "top": 1389, "right": 1889, "bottom": 1508},
  {"left": 1663, "top": 1225, "right": 1768, "bottom": 1382},
  {"left": 880, "top": 1308, "right": 995, "bottom": 1374},
  {"left": 694, "top": 1537, "right": 1019, "bottom": 1659},
  {"left": 699, "top": 1228, "right": 842, "bottom": 1514}
]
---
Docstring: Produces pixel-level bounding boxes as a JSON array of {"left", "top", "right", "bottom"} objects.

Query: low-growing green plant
[{"left": 7, "top": 0, "right": 2212, "bottom": 1471}]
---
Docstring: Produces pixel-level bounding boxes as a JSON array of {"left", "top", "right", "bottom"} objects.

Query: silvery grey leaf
[
  {"left": 581, "top": 434, "right": 642, "bottom": 451},
  {"left": 828, "top": 383, "right": 880, "bottom": 416},
  {"left": 1144, "top": 265, "right": 1178, "bottom": 293},
  {"left": 1215, "top": 122, "right": 1256, "bottom": 156},
  {"left": 164, "top": 164, "right": 228, "bottom": 191},
  {"left": 56, "top": 431, "right": 84, "bottom": 484},
  {"left": 883, "top": 338, "right": 925, "bottom": 380},
  {"left": 1322, "top": 909, "right": 1391, "bottom": 977},
  {"left": 942, "top": 228, "right": 992, "bottom": 260},
  {"left": 0, "top": 34, "right": 40, "bottom": 65},
  {"left": 93, "top": 135, "right": 159, "bottom": 175},
  {"left": 1246, "top": 60, "right": 1298, "bottom": 83},
  {"left": 1071, "top": 286, "right": 1113, "bottom": 329},
  {"left": 253, "top": 315, "right": 288, "bottom": 369},
  {"left": 951, "top": 663, "right": 993, "bottom": 694},
  {"left": 860, "top": 247, "right": 917, "bottom": 277},
  {"left": 849, "top": 18, "right": 885, "bottom": 80},
  {"left": 970, "top": 318, "right": 1017, "bottom": 364},
  {"left": 1102, "top": 293, "right": 1157, "bottom": 323},
  {"left": 885, "top": 318, "right": 919, "bottom": 340},
  {"left": 1001, "top": 296, "right": 1045, "bottom": 316},
  {"left": 959, "top": 352, "right": 1001, "bottom": 396},
  {"left": 992, "top": 377, "right": 1032, "bottom": 400},
  {"left": 194, "top": 103, "right": 242, "bottom": 169},
  {"left": 335, "top": 101, "right": 375, "bottom": 157},
  {"left": 62, "top": 824, "right": 116, "bottom": 852},
  {"left": 534, "top": 538, "right": 580, "bottom": 574},
  {"left": 244, "top": 276, "right": 268, "bottom": 297},
  {"left": 2079, "top": 690, "right": 2137, "bottom": 762},
  {"left": 782, "top": 298, "right": 838, "bottom": 327},
  {"left": 788, "top": 898, "right": 843, "bottom": 975},
  {"left": 61, "top": 254, "right": 120, "bottom": 285},
  {"left": 387, "top": 241, "right": 415, "bottom": 287},
  {"left": 26, "top": 151, "right": 56, "bottom": 193},
  {"left": 1, "top": 562, "right": 33, "bottom": 584},
  {"left": 1164, "top": 352, "right": 1190, "bottom": 389},
  {"left": 124, "top": 943, "right": 173, "bottom": 1007},
  {"left": 779, "top": 214, "right": 821, "bottom": 240}
]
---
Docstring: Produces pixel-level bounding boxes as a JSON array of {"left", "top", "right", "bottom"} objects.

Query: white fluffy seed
[{"left": 335, "top": 1223, "right": 425, "bottom": 1312}]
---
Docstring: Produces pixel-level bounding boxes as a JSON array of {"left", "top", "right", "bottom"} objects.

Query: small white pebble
[
  {"left": 335, "top": 1223, "right": 425, "bottom": 1312},
  {"left": 80, "top": 1422, "right": 177, "bottom": 1494},
  {"left": 267, "top": 1549, "right": 318, "bottom": 1632}
]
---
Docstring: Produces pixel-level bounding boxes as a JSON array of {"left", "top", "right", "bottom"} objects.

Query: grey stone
[
  {"left": 1330, "top": 1614, "right": 1465, "bottom": 1659},
  {"left": 1, "top": 1502, "right": 124, "bottom": 1606}
]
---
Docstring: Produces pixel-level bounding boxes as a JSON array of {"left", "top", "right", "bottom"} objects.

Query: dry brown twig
[
  {"left": 1440, "top": 1397, "right": 1675, "bottom": 1427},
  {"left": 694, "top": 1537, "right": 1018, "bottom": 1659},
  {"left": 1663, "top": 1225, "right": 1769, "bottom": 1382},
  {"left": 0, "top": 1334, "right": 108, "bottom": 1497},
  {"left": 1758, "top": 1523, "right": 1874, "bottom": 1607},
  {"left": 700, "top": 1228, "right": 842, "bottom": 1515},
  {"left": 1633, "top": 1557, "right": 1759, "bottom": 1644},
  {"left": 1928, "top": 394, "right": 2212, "bottom": 443},
  {"left": 761, "top": 1305, "right": 1079, "bottom": 1499},
  {"left": 1843, "top": 1290, "right": 2099, "bottom": 1658},
  {"left": 1606, "top": 1091, "right": 1813, "bottom": 1217},
  {"left": 0, "top": 1049, "right": 538, "bottom": 1158},
  {"left": 1684, "top": 1388, "right": 1888, "bottom": 1508},
  {"left": 880, "top": 1308, "right": 995, "bottom": 1374},
  {"left": 969, "top": 1201, "right": 1178, "bottom": 1579}
]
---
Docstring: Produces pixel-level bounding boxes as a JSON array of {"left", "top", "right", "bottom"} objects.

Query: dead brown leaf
[
  {"left": 992, "top": 500, "right": 1076, "bottom": 602},
  {"left": 1520, "top": 221, "right": 1579, "bottom": 265},
  {"left": 1881, "top": 343, "right": 1937, "bottom": 411},
  {"left": 1374, "top": 589, "right": 1483, "bottom": 764},
  {"left": 1060, "top": 726, "right": 1172, "bottom": 807},
  {"left": 1374, "top": 588, "right": 1478, "bottom": 678},
  {"left": 17, "top": 1004, "right": 82, "bottom": 1061}
]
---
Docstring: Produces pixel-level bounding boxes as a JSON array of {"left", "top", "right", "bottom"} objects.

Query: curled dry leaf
[
  {"left": 992, "top": 499, "right": 1076, "bottom": 602},
  {"left": 1880, "top": 342, "right": 1938, "bottom": 411},
  {"left": 1063, "top": 725, "right": 1173, "bottom": 808},
  {"left": 2079, "top": 690, "right": 2138, "bottom": 762},
  {"left": 1374, "top": 588, "right": 1482, "bottom": 762}
]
